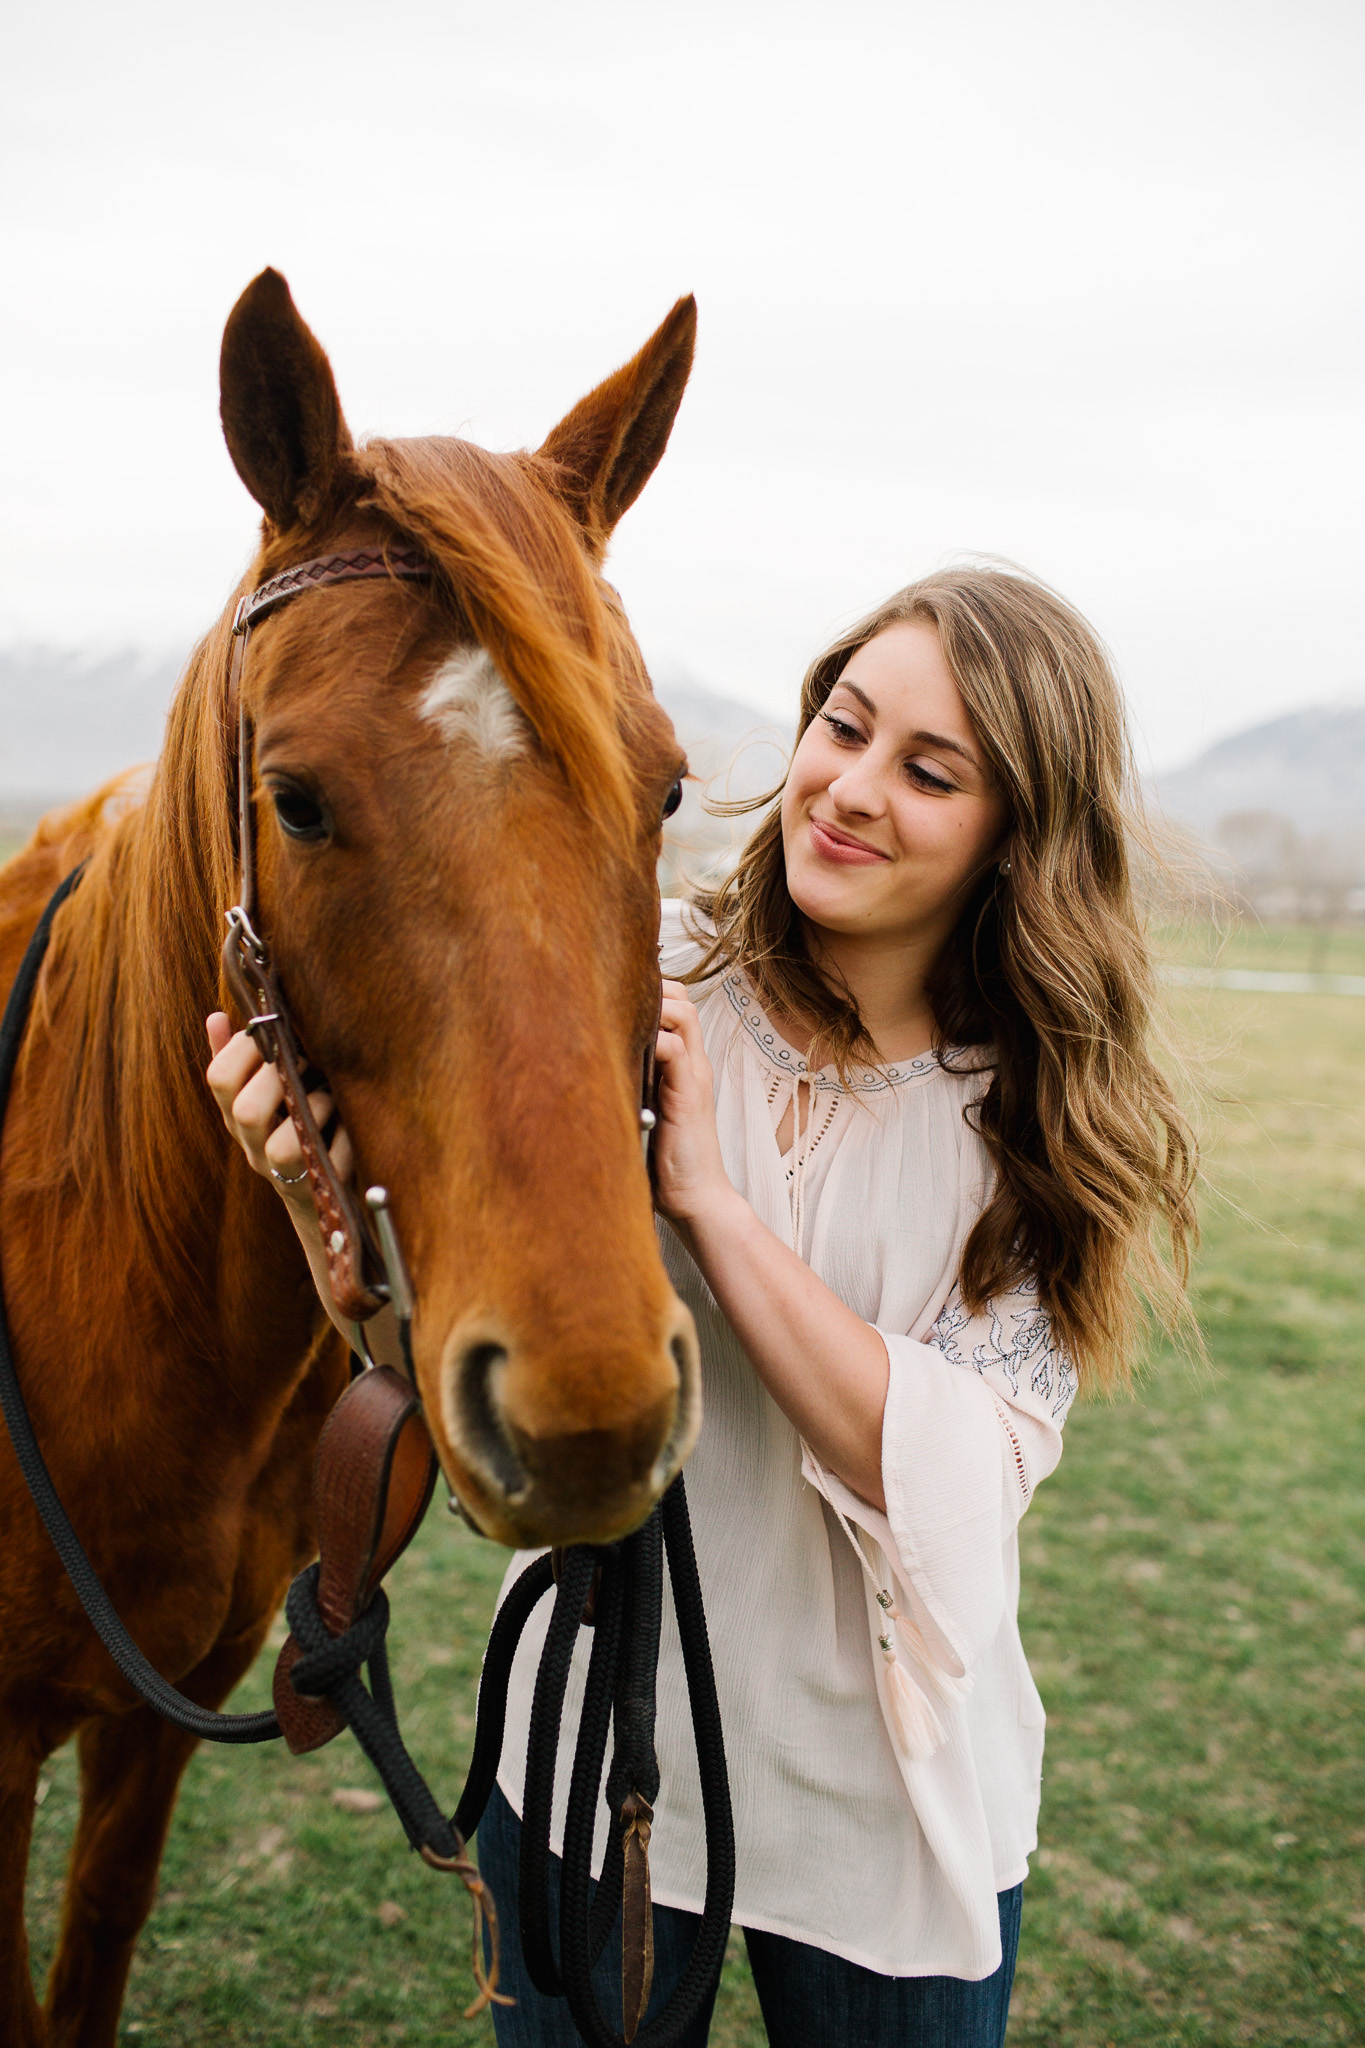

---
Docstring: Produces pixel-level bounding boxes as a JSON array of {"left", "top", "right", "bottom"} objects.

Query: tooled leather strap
[
  {"left": 273, "top": 1365, "right": 438, "bottom": 1753},
  {"left": 223, "top": 546, "right": 434, "bottom": 1321},
  {"left": 221, "top": 912, "right": 384, "bottom": 1318}
]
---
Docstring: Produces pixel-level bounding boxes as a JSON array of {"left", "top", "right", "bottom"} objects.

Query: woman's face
[{"left": 780, "top": 620, "right": 1009, "bottom": 948}]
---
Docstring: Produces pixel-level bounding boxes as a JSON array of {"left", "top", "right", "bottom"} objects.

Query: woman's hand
[
  {"left": 204, "top": 1012, "right": 353, "bottom": 1228},
  {"left": 652, "top": 981, "right": 738, "bottom": 1225},
  {"left": 651, "top": 985, "right": 887, "bottom": 1505},
  {"left": 205, "top": 1015, "right": 411, "bottom": 1363}
]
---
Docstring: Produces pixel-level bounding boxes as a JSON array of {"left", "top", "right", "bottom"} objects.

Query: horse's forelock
[{"left": 357, "top": 436, "right": 636, "bottom": 841}]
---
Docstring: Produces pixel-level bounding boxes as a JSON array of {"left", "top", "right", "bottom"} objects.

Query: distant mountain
[
  {"left": 649, "top": 663, "right": 790, "bottom": 791},
  {"left": 1152, "top": 704, "right": 1365, "bottom": 839},
  {"left": 0, "top": 645, "right": 183, "bottom": 813},
  {"left": 647, "top": 663, "right": 792, "bottom": 886}
]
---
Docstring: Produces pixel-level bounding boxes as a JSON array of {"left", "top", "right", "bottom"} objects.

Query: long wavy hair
[{"left": 686, "top": 565, "right": 1198, "bottom": 1392}]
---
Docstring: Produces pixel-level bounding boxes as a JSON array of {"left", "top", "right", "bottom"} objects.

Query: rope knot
[{"left": 285, "top": 1564, "right": 391, "bottom": 1699}]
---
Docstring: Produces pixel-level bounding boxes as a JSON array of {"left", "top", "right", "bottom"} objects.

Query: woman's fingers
[
  {"left": 654, "top": 1024, "right": 713, "bottom": 1115},
  {"left": 263, "top": 1092, "right": 354, "bottom": 1185},
  {"left": 263, "top": 1113, "right": 306, "bottom": 1182},
  {"left": 660, "top": 991, "right": 704, "bottom": 1051},
  {"left": 230, "top": 1060, "right": 287, "bottom": 1148},
  {"left": 654, "top": 1025, "right": 687, "bottom": 1067},
  {"left": 206, "top": 1020, "right": 354, "bottom": 1194},
  {"left": 206, "top": 1025, "right": 263, "bottom": 1112},
  {"left": 650, "top": 1000, "right": 727, "bottom": 1223},
  {"left": 328, "top": 1125, "right": 354, "bottom": 1183},
  {"left": 658, "top": 996, "right": 711, "bottom": 1079}
]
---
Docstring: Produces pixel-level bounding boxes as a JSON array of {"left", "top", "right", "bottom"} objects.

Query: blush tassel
[
  {"left": 877, "top": 1627, "right": 946, "bottom": 1759},
  {"left": 879, "top": 1591, "right": 975, "bottom": 1710},
  {"left": 799, "top": 1450, "right": 970, "bottom": 1763}
]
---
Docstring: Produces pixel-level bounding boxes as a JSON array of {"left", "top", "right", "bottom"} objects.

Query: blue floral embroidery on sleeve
[{"left": 928, "top": 1291, "right": 1077, "bottom": 1419}]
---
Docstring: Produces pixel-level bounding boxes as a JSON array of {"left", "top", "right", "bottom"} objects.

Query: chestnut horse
[{"left": 0, "top": 270, "right": 701, "bottom": 2048}]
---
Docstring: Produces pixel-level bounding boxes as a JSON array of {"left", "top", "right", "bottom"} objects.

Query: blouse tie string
[
  {"left": 789, "top": 1073, "right": 811, "bottom": 1258},
  {"left": 803, "top": 1454, "right": 973, "bottom": 1763}
]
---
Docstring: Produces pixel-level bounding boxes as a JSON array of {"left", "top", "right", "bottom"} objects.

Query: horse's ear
[
  {"left": 219, "top": 268, "right": 354, "bottom": 530},
  {"left": 539, "top": 296, "right": 696, "bottom": 553}
]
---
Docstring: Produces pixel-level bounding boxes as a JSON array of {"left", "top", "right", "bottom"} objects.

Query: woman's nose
[{"left": 828, "top": 756, "right": 888, "bottom": 817}]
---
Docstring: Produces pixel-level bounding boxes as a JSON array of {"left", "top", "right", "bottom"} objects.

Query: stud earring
[{"left": 999, "top": 858, "right": 1012, "bottom": 876}]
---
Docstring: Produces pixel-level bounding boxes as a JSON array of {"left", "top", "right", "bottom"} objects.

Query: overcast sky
[{"left": 3, "top": 0, "right": 1362, "bottom": 770}]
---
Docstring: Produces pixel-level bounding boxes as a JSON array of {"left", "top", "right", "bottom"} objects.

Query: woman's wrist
[{"left": 665, "top": 1182, "right": 753, "bottom": 1268}]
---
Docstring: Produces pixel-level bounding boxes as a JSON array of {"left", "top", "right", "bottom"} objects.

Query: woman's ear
[{"left": 219, "top": 268, "right": 354, "bottom": 532}]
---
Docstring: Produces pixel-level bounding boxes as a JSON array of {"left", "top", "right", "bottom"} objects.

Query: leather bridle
[{"left": 220, "top": 545, "right": 435, "bottom": 1326}]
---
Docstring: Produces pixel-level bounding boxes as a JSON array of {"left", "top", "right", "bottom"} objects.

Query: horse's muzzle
[{"left": 436, "top": 1297, "right": 701, "bottom": 1547}]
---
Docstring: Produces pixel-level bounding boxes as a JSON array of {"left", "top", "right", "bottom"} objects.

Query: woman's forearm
[{"left": 674, "top": 1190, "right": 889, "bottom": 1510}]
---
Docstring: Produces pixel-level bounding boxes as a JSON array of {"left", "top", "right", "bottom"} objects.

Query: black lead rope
[
  {"left": 0, "top": 865, "right": 280, "bottom": 1741},
  {"left": 552, "top": 1484, "right": 736, "bottom": 2048},
  {"left": 0, "top": 868, "right": 735, "bottom": 2040}
]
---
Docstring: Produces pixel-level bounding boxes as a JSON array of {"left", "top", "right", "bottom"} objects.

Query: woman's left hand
[{"left": 652, "top": 980, "right": 735, "bottom": 1224}]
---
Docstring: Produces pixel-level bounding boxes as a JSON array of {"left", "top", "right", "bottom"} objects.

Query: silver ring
[{"left": 270, "top": 1163, "right": 309, "bottom": 1186}]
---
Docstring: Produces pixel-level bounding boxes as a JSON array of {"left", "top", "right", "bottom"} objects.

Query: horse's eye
[
  {"left": 661, "top": 778, "right": 683, "bottom": 823},
  {"left": 270, "top": 783, "right": 328, "bottom": 842}
]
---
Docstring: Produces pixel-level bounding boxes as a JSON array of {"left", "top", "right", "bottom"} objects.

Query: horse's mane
[{"left": 28, "top": 438, "right": 636, "bottom": 1340}]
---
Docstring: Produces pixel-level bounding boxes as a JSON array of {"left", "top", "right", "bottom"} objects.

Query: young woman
[{"left": 208, "top": 565, "right": 1196, "bottom": 2048}]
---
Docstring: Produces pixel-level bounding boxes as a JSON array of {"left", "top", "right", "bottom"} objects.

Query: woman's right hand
[{"left": 204, "top": 1012, "right": 353, "bottom": 1224}]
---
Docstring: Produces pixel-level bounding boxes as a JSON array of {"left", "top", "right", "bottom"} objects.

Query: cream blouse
[{"left": 491, "top": 901, "right": 1076, "bottom": 1980}]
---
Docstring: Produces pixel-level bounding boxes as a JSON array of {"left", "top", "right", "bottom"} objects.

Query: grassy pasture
[{"left": 21, "top": 966, "right": 1365, "bottom": 2046}]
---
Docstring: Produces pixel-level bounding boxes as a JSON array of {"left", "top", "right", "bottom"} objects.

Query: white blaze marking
[{"left": 419, "top": 647, "right": 529, "bottom": 761}]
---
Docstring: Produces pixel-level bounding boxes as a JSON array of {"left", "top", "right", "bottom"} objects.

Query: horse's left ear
[
  {"left": 219, "top": 268, "right": 354, "bottom": 531},
  {"left": 539, "top": 296, "right": 696, "bottom": 554}
]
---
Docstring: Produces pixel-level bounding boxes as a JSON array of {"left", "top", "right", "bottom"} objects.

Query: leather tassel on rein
[{"left": 619, "top": 1791, "right": 656, "bottom": 2043}]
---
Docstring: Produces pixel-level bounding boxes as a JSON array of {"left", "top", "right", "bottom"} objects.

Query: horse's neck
[{"left": 45, "top": 769, "right": 327, "bottom": 1431}]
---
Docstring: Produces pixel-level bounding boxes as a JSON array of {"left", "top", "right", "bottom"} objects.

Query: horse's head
[{"left": 217, "top": 270, "right": 701, "bottom": 1547}]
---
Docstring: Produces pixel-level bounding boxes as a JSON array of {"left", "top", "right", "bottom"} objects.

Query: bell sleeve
[
  {"left": 878, "top": 1284, "right": 1077, "bottom": 1676},
  {"left": 804, "top": 1283, "right": 1077, "bottom": 1687}
]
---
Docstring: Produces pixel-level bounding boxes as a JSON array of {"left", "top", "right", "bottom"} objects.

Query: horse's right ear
[
  {"left": 539, "top": 296, "right": 697, "bottom": 556},
  {"left": 219, "top": 269, "right": 354, "bottom": 531}
]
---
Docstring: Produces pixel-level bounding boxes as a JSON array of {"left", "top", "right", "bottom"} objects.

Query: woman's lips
[{"left": 809, "top": 817, "right": 890, "bottom": 866}]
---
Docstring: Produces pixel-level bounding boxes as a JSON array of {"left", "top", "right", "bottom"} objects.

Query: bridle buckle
[{"left": 225, "top": 902, "right": 269, "bottom": 966}]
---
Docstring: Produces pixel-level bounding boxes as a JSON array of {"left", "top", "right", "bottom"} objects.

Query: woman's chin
[{"left": 790, "top": 871, "right": 879, "bottom": 934}]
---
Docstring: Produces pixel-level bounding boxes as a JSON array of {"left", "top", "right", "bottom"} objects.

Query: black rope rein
[{"left": 0, "top": 866, "right": 277, "bottom": 1742}]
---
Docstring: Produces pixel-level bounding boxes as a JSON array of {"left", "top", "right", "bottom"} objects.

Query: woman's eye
[
  {"left": 270, "top": 784, "right": 328, "bottom": 841},
  {"left": 819, "top": 711, "right": 863, "bottom": 744},
  {"left": 907, "top": 761, "right": 956, "bottom": 795},
  {"left": 661, "top": 778, "right": 684, "bottom": 822}
]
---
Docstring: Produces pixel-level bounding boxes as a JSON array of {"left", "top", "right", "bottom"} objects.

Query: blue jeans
[{"left": 477, "top": 1783, "right": 1022, "bottom": 2047}]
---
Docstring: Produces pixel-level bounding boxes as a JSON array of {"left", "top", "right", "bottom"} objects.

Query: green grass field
[
  {"left": 1162, "top": 919, "right": 1365, "bottom": 979},
  {"left": 22, "top": 962, "right": 1365, "bottom": 2045}
]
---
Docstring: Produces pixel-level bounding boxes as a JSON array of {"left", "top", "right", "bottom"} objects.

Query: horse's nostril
[
  {"left": 653, "top": 1306, "right": 701, "bottom": 1490},
  {"left": 454, "top": 1340, "right": 527, "bottom": 1497}
]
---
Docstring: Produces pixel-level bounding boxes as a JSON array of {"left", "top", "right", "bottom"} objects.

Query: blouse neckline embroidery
[{"left": 723, "top": 971, "right": 942, "bottom": 1095}]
